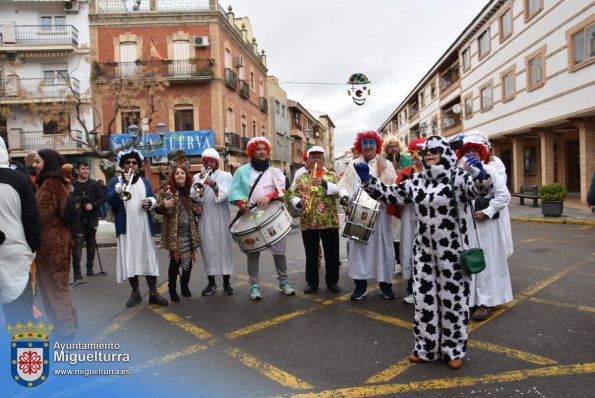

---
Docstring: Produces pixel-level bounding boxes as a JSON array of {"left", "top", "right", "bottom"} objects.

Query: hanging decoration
[{"left": 347, "top": 73, "right": 371, "bottom": 106}]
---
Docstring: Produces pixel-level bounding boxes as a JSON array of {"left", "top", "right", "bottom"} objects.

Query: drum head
[{"left": 230, "top": 200, "right": 283, "bottom": 234}]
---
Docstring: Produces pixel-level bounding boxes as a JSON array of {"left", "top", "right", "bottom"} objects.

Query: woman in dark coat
[{"left": 33, "top": 149, "right": 77, "bottom": 338}]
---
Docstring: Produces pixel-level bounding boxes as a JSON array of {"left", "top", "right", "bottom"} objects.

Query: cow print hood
[{"left": 421, "top": 136, "right": 458, "bottom": 182}]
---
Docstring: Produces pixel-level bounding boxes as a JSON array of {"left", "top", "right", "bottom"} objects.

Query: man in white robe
[
  {"left": 107, "top": 149, "right": 168, "bottom": 307},
  {"left": 190, "top": 148, "right": 234, "bottom": 296},
  {"left": 338, "top": 130, "right": 397, "bottom": 300}
]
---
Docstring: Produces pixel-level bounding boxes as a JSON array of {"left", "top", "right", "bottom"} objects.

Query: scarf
[{"left": 251, "top": 158, "right": 269, "bottom": 172}]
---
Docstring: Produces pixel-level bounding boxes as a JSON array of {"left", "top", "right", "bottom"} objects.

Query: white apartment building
[
  {"left": 0, "top": 0, "right": 92, "bottom": 162},
  {"left": 267, "top": 75, "right": 291, "bottom": 173},
  {"left": 379, "top": 0, "right": 594, "bottom": 203}
]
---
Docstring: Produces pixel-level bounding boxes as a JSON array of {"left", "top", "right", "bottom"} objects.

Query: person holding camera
[{"left": 71, "top": 160, "right": 105, "bottom": 279}]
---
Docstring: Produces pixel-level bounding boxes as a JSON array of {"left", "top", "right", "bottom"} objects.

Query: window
[
  {"left": 567, "top": 17, "right": 595, "bottom": 72},
  {"left": 524, "top": 146, "right": 536, "bottom": 176},
  {"left": 174, "top": 105, "right": 194, "bottom": 131},
  {"left": 238, "top": 65, "right": 244, "bottom": 81},
  {"left": 260, "top": 80, "right": 264, "bottom": 97},
  {"left": 275, "top": 100, "right": 281, "bottom": 114},
  {"left": 43, "top": 69, "right": 68, "bottom": 84},
  {"left": 281, "top": 105, "right": 286, "bottom": 118},
  {"left": 241, "top": 115, "right": 247, "bottom": 137},
  {"left": 419, "top": 90, "right": 425, "bottom": 108},
  {"left": 500, "top": 65, "right": 516, "bottom": 102},
  {"left": 478, "top": 29, "right": 490, "bottom": 59},
  {"left": 119, "top": 42, "right": 137, "bottom": 76},
  {"left": 40, "top": 16, "right": 66, "bottom": 32},
  {"left": 525, "top": 45, "right": 546, "bottom": 91},
  {"left": 250, "top": 72, "right": 255, "bottom": 89},
  {"left": 430, "top": 83, "right": 436, "bottom": 99},
  {"left": 43, "top": 112, "right": 70, "bottom": 135},
  {"left": 480, "top": 81, "right": 493, "bottom": 111},
  {"left": 464, "top": 94, "right": 473, "bottom": 118},
  {"left": 171, "top": 40, "right": 191, "bottom": 76},
  {"left": 226, "top": 107, "right": 234, "bottom": 132},
  {"left": 500, "top": 7, "right": 513, "bottom": 42},
  {"left": 251, "top": 121, "right": 256, "bottom": 137},
  {"left": 121, "top": 108, "right": 140, "bottom": 134},
  {"left": 294, "top": 112, "right": 300, "bottom": 127},
  {"left": 224, "top": 49, "right": 231, "bottom": 69},
  {"left": 442, "top": 104, "right": 461, "bottom": 130},
  {"left": 524, "top": 0, "right": 543, "bottom": 22},
  {"left": 462, "top": 47, "right": 471, "bottom": 72}
]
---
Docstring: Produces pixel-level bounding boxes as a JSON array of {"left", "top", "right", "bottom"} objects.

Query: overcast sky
[{"left": 225, "top": 0, "right": 490, "bottom": 154}]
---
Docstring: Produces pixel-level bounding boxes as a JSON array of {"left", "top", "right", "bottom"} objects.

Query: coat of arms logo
[{"left": 7, "top": 321, "right": 53, "bottom": 387}]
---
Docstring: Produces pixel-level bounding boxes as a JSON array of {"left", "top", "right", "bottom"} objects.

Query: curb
[{"left": 510, "top": 217, "right": 595, "bottom": 226}]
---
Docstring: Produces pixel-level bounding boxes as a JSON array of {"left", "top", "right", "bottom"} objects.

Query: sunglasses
[
  {"left": 125, "top": 160, "right": 138, "bottom": 165},
  {"left": 420, "top": 147, "right": 442, "bottom": 157}
]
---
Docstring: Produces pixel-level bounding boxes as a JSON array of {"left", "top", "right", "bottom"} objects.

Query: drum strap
[{"left": 248, "top": 171, "right": 265, "bottom": 204}]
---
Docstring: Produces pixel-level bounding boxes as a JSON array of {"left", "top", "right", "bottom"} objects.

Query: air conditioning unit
[
  {"left": 193, "top": 36, "right": 209, "bottom": 47},
  {"left": 235, "top": 56, "right": 244, "bottom": 67},
  {"left": 63, "top": 0, "right": 80, "bottom": 13},
  {"left": 152, "top": 156, "right": 168, "bottom": 164}
]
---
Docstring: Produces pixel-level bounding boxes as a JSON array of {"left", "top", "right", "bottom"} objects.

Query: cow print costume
[{"left": 363, "top": 136, "right": 493, "bottom": 361}]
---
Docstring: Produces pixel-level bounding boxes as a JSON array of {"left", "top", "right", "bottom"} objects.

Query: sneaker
[
  {"left": 379, "top": 282, "right": 396, "bottom": 300},
  {"left": 126, "top": 290, "right": 142, "bottom": 307},
  {"left": 394, "top": 263, "right": 403, "bottom": 275},
  {"left": 472, "top": 306, "right": 491, "bottom": 321},
  {"left": 223, "top": 284, "right": 234, "bottom": 296},
  {"left": 250, "top": 285, "right": 262, "bottom": 300},
  {"left": 350, "top": 287, "right": 367, "bottom": 301},
  {"left": 149, "top": 292, "right": 169, "bottom": 306},
  {"left": 278, "top": 280, "right": 295, "bottom": 295},
  {"left": 403, "top": 294, "right": 414, "bottom": 304},
  {"left": 201, "top": 283, "right": 217, "bottom": 296}
]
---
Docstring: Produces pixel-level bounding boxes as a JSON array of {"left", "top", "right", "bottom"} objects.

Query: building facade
[
  {"left": 1, "top": 0, "right": 93, "bottom": 164},
  {"left": 267, "top": 75, "right": 290, "bottom": 173},
  {"left": 89, "top": 1, "right": 269, "bottom": 186},
  {"left": 379, "top": 0, "right": 595, "bottom": 203}
]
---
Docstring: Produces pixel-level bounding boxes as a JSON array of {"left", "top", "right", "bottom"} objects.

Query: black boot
[
  {"left": 350, "top": 279, "right": 368, "bottom": 301},
  {"left": 168, "top": 259, "right": 180, "bottom": 302},
  {"left": 126, "top": 289, "right": 141, "bottom": 307},
  {"left": 223, "top": 275, "right": 233, "bottom": 296},
  {"left": 73, "top": 267, "right": 84, "bottom": 280},
  {"left": 149, "top": 291, "right": 169, "bottom": 306},
  {"left": 180, "top": 268, "right": 192, "bottom": 297}
]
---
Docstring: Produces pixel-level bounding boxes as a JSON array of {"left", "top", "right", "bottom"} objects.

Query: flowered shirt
[{"left": 287, "top": 168, "right": 340, "bottom": 231}]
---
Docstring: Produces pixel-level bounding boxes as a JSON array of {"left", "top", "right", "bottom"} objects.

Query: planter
[{"left": 542, "top": 201, "right": 563, "bottom": 217}]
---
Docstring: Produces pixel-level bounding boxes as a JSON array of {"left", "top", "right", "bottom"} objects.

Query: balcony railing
[
  {"left": 225, "top": 132, "right": 240, "bottom": 151},
  {"left": 239, "top": 80, "right": 249, "bottom": 99},
  {"left": 94, "top": 60, "right": 212, "bottom": 81},
  {"left": 95, "top": 0, "right": 211, "bottom": 13},
  {"left": 259, "top": 97, "right": 268, "bottom": 112},
  {"left": 0, "top": 25, "right": 78, "bottom": 46},
  {"left": 241, "top": 136, "right": 250, "bottom": 151},
  {"left": 0, "top": 77, "right": 80, "bottom": 99},
  {"left": 19, "top": 130, "right": 84, "bottom": 151},
  {"left": 224, "top": 68, "right": 238, "bottom": 90}
]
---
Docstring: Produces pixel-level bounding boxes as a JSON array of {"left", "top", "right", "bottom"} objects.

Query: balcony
[
  {"left": 224, "top": 68, "right": 238, "bottom": 90},
  {"left": 239, "top": 80, "right": 250, "bottom": 99},
  {"left": 0, "top": 24, "right": 79, "bottom": 52},
  {"left": 94, "top": 0, "right": 216, "bottom": 13},
  {"left": 93, "top": 60, "right": 213, "bottom": 83},
  {"left": 241, "top": 136, "right": 250, "bottom": 151},
  {"left": 0, "top": 77, "right": 80, "bottom": 103},
  {"left": 259, "top": 96, "right": 268, "bottom": 112},
  {"left": 224, "top": 132, "right": 240, "bottom": 151},
  {"left": 10, "top": 130, "right": 84, "bottom": 153}
]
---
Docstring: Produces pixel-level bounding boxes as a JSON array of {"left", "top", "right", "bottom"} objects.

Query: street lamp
[
  {"left": 303, "top": 127, "right": 313, "bottom": 146},
  {"left": 128, "top": 123, "right": 165, "bottom": 179}
]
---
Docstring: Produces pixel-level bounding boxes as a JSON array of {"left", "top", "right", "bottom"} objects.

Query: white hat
[
  {"left": 307, "top": 146, "right": 325, "bottom": 157},
  {"left": 463, "top": 130, "right": 491, "bottom": 148},
  {"left": 201, "top": 148, "right": 221, "bottom": 163}
]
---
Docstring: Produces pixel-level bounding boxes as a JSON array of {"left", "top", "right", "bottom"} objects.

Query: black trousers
[
  {"left": 302, "top": 228, "right": 340, "bottom": 288},
  {"left": 72, "top": 222, "right": 97, "bottom": 271}
]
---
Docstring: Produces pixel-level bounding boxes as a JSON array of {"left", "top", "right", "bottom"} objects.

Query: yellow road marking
[
  {"left": 92, "top": 304, "right": 144, "bottom": 341},
  {"left": 365, "top": 358, "right": 413, "bottom": 384},
  {"left": 467, "top": 340, "right": 556, "bottom": 365},
  {"left": 152, "top": 306, "right": 219, "bottom": 345},
  {"left": 226, "top": 347, "right": 314, "bottom": 390},
  {"left": 348, "top": 307, "right": 414, "bottom": 329},
  {"left": 133, "top": 344, "right": 208, "bottom": 372},
  {"left": 529, "top": 297, "right": 595, "bottom": 313},
  {"left": 290, "top": 362, "right": 595, "bottom": 398},
  {"left": 225, "top": 307, "right": 320, "bottom": 340}
]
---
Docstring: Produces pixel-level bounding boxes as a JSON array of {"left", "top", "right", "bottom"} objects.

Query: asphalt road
[{"left": 5, "top": 221, "right": 594, "bottom": 398}]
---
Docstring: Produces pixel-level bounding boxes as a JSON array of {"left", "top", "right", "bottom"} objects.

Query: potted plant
[{"left": 540, "top": 183, "right": 566, "bottom": 217}]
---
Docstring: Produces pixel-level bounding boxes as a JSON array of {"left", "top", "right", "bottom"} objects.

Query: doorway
[{"left": 565, "top": 140, "right": 580, "bottom": 192}]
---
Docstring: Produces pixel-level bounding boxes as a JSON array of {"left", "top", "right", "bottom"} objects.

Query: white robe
[
  {"left": 467, "top": 164, "right": 513, "bottom": 307},
  {"left": 191, "top": 170, "right": 234, "bottom": 275},
  {"left": 339, "top": 156, "right": 396, "bottom": 282},
  {"left": 116, "top": 180, "right": 160, "bottom": 282}
]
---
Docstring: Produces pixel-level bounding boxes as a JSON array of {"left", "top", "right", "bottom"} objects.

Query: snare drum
[
  {"left": 342, "top": 189, "right": 380, "bottom": 244},
  {"left": 229, "top": 200, "right": 293, "bottom": 253}
]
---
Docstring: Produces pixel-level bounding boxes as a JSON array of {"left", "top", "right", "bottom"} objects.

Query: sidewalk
[{"left": 95, "top": 198, "right": 594, "bottom": 247}]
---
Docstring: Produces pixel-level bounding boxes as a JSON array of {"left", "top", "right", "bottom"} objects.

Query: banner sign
[{"left": 109, "top": 130, "right": 215, "bottom": 157}]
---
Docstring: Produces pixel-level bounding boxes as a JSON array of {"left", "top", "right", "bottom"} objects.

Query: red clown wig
[
  {"left": 245, "top": 137, "right": 272, "bottom": 158},
  {"left": 456, "top": 142, "right": 489, "bottom": 162},
  {"left": 166, "top": 164, "right": 193, "bottom": 195},
  {"left": 353, "top": 130, "right": 383, "bottom": 155},
  {"left": 407, "top": 138, "right": 427, "bottom": 157}
]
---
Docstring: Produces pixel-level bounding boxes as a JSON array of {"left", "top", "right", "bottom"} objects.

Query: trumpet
[
  {"left": 119, "top": 169, "right": 134, "bottom": 201},
  {"left": 303, "top": 162, "right": 318, "bottom": 215},
  {"left": 193, "top": 167, "right": 212, "bottom": 197}
]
